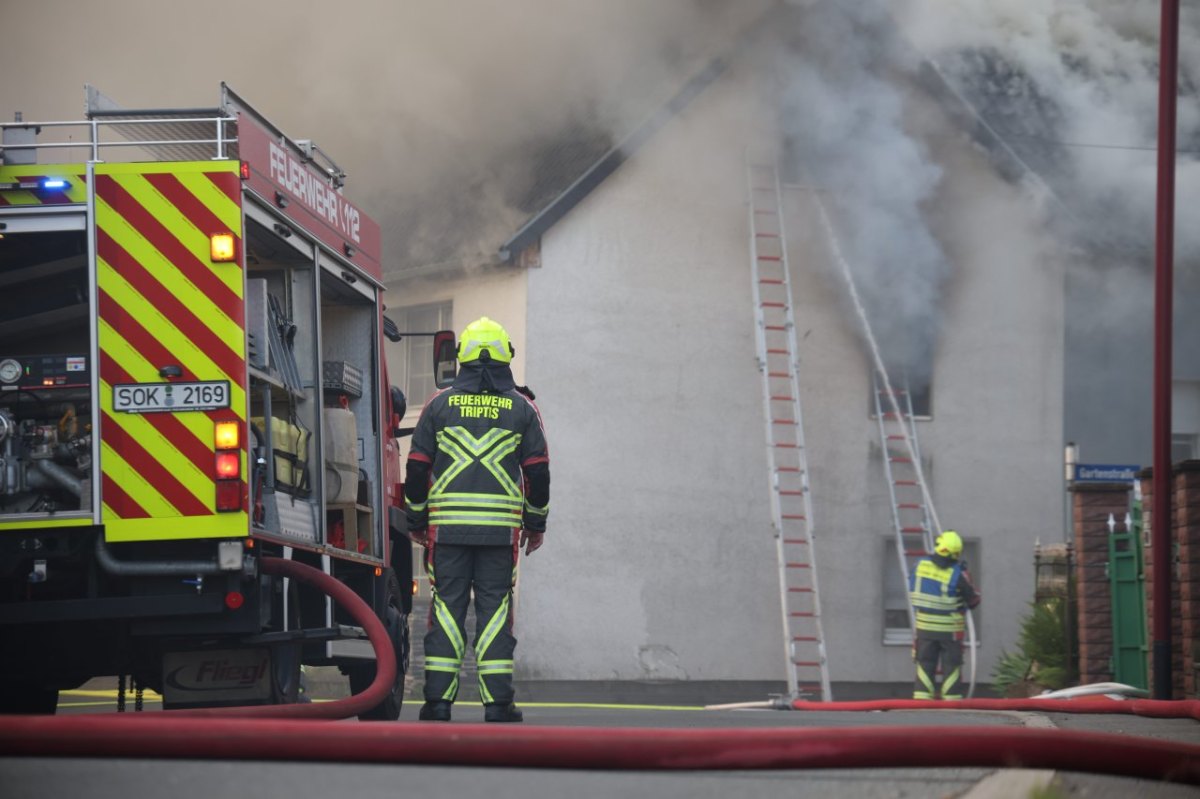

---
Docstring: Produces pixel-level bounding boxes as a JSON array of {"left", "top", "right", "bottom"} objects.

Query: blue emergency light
[{"left": 0, "top": 178, "right": 72, "bottom": 192}]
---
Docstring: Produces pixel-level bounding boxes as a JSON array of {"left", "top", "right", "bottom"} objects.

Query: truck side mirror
[{"left": 433, "top": 330, "right": 457, "bottom": 389}]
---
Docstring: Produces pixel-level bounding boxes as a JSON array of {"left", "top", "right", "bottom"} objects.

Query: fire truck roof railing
[
  {"left": 1, "top": 83, "right": 346, "bottom": 187},
  {"left": 0, "top": 111, "right": 238, "bottom": 166}
]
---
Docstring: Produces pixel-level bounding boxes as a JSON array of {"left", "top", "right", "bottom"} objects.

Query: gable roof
[{"left": 498, "top": 55, "right": 730, "bottom": 263}]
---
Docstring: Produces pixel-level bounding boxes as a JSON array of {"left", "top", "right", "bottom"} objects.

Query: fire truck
[{"left": 0, "top": 84, "right": 454, "bottom": 718}]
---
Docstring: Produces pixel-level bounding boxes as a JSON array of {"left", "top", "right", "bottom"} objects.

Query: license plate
[{"left": 113, "top": 381, "right": 231, "bottom": 413}]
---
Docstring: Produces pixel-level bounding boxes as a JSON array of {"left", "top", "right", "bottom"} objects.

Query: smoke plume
[
  {"left": 772, "top": 0, "right": 1200, "bottom": 409},
  {"left": 902, "top": 0, "right": 1200, "bottom": 262},
  {"left": 774, "top": 2, "right": 951, "bottom": 385},
  {"left": 0, "top": 0, "right": 768, "bottom": 277}
]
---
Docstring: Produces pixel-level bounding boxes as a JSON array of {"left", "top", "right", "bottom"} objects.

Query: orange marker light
[
  {"left": 215, "top": 451, "right": 240, "bottom": 479},
  {"left": 214, "top": 421, "right": 239, "bottom": 450},
  {"left": 210, "top": 233, "right": 236, "bottom": 262}
]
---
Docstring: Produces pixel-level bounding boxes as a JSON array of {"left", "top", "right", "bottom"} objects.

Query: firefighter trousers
[
  {"left": 423, "top": 541, "right": 518, "bottom": 706},
  {"left": 913, "top": 635, "right": 963, "bottom": 700}
]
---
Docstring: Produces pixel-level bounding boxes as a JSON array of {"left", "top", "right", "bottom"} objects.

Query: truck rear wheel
[
  {"left": 0, "top": 683, "right": 59, "bottom": 715},
  {"left": 346, "top": 572, "right": 409, "bottom": 721}
]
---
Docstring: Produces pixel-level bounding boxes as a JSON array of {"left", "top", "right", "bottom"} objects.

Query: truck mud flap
[{"left": 162, "top": 647, "right": 274, "bottom": 708}]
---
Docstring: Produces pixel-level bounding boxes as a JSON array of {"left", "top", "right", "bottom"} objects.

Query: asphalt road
[{"left": 3, "top": 684, "right": 1198, "bottom": 799}]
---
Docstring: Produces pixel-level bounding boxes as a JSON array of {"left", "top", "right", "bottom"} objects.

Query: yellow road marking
[
  {"left": 62, "top": 689, "right": 163, "bottom": 699},
  {"left": 518, "top": 702, "right": 706, "bottom": 711}
]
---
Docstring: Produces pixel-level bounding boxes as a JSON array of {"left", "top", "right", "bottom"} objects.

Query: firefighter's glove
[
  {"left": 406, "top": 507, "right": 430, "bottom": 546},
  {"left": 520, "top": 529, "right": 544, "bottom": 556}
]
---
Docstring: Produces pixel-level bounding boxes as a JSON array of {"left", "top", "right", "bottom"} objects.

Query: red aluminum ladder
[
  {"left": 873, "top": 373, "right": 935, "bottom": 631},
  {"left": 746, "top": 158, "right": 831, "bottom": 702}
]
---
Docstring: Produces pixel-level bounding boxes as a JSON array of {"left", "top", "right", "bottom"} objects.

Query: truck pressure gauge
[{"left": 0, "top": 359, "right": 21, "bottom": 385}]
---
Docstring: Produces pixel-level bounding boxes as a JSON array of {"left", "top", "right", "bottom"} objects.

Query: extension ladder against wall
[
  {"left": 805, "top": 175, "right": 973, "bottom": 693},
  {"left": 746, "top": 159, "right": 832, "bottom": 702},
  {"left": 873, "top": 373, "right": 935, "bottom": 631}
]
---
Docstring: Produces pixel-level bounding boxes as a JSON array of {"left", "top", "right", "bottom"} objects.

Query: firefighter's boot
[
  {"left": 419, "top": 701, "right": 452, "bottom": 721},
  {"left": 484, "top": 702, "right": 523, "bottom": 723}
]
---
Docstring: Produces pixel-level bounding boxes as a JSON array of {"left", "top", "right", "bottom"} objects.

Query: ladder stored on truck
[
  {"left": 746, "top": 159, "right": 832, "bottom": 702},
  {"left": 873, "top": 373, "right": 935, "bottom": 631}
]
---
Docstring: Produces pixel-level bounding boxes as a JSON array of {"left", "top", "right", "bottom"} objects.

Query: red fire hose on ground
[
  {"left": 2, "top": 714, "right": 1199, "bottom": 784},
  {"left": 2, "top": 558, "right": 1199, "bottom": 785}
]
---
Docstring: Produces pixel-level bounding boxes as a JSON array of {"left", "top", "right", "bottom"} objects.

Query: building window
[
  {"left": 1172, "top": 433, "right": 1197, "bottom": 463},
  {"left": 883, "top": 537, "right": 981, "bottom": 645},
  {"left": 871, "top": 369, "right": 932, "bottom": 419},
  {"left": 1172, "top": 381, "right": 1200, "bottom": 461},
  {"left": 393, "top": 301, "right": 452, "bottom": 412}
]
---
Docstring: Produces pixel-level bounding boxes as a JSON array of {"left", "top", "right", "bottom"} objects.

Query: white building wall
[
  {"left": 920, "top": 134, "right": 1067, "bottom": 682},
  {"left": 521, "top": 68, "right": 785, "bottom": 682},
  {"left": 784, "top": 112, "right": 1066, "bottom": 683},
  {"left": 391, "top": 64, "right": 1065, "bottom": 690}
]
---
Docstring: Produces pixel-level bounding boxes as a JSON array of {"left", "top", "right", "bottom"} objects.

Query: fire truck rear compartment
[{"left": 0, "top": 226, "right": 94, "bottom": 518}]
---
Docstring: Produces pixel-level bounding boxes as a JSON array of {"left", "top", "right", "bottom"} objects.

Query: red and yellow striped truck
[{"left": 0, "top": 84, "right": 444, "bottom": 718}]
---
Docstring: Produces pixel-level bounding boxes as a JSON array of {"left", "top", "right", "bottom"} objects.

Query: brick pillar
[
  {"left": 1071, "top": 482, "right": 1130, "bottom": 685},
  {"left": 1169, "top": 462, "right": 1200, "bottom": 698},
  {"left": 1141, "top": 467, "right": 1192, "bottom": 699}
]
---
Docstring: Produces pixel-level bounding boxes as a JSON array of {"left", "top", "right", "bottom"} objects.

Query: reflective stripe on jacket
[
  {"left": 408, "top": 384, "right": 549, "bottom": 546},
  {"left": 908, "top": 557, "right": 966, "bottom": 634}
]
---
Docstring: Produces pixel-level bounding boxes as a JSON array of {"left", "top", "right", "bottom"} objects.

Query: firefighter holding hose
[
  {"left": 404, "top": 317, "right": 550, "bottom": 723},
  {"left": 909, "top": 530, "right": 980, "bottom": 700}
]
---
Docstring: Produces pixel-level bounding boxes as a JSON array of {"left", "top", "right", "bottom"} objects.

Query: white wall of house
[
  {"left": 388, "top": 61, "right": 1065, "bottom": 691},
  {"left": 519, "top": 67, "right": 785, "bottom": 683}
]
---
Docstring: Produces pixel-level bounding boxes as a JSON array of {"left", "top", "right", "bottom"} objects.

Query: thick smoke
[
  {"left": 774, "top": 0, "right": 1200, "bottom": 436},
  {"left": 900, "top": 0, "right": 1200, "bottom": 263},
  {"left": 0, "top": 0, "right": 767, "bottom": 277},
  {"left": 893, "top": 0, "right": 1200, "bottom": 461},
  {"left": 774, "top": 2, "right": 951, "bottom": 385}
]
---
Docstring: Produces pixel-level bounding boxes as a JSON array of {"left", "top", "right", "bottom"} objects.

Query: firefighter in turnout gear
[
  {"left": 909, "top": 530, "right": 980, "bottom": 700},
  {"left": 405, "top": 317, "right": 550, "bottom": 723}
]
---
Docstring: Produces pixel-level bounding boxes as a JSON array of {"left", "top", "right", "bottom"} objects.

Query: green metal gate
[{"left": 1108, "top": 490, "right": 1148, "bottom": 689}]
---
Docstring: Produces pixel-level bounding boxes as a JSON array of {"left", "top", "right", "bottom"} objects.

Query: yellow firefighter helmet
[
  {"left": 457, "top": 316, "right": 514, "bottom": 364},
  {"left": 934, "top": 530, "right": 963, "bottom": 559}
]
